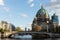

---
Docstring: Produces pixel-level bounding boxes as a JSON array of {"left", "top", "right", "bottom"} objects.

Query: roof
[{"left": 37, "top": 5, "right": 46, "bottom": 15}]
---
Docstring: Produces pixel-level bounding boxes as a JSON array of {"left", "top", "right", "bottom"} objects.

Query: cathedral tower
[{"left": 52, "top": 13, "right": 59, "bottom": 32}]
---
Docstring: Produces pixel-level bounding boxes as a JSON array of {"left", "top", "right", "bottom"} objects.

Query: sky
[{"left": 0, "top": 0, "right": 60, "bottom": 30}]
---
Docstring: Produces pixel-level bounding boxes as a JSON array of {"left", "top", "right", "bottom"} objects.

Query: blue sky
[{"left": 0, "top": 0, "right": 60, "bottom": 30}]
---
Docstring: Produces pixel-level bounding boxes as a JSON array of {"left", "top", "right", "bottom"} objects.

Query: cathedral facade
[{"left": 32, "top": 5, "right": 59, "bottom": 32}]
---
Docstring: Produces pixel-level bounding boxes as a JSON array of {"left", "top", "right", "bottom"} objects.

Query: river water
[
  {"left": 0, "top": 38, "right": 60, "bottom": 40},
  {"left": 0, "top": 35, "right": 60, "bottom": 40}
]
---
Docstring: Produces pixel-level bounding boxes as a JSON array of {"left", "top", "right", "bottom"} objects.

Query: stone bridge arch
[
  {"left": 3, "top": 31, "right": 17, "bottom": 38},
  {"left": 8, "top": 32, "right": 52, "bottom": 38}
]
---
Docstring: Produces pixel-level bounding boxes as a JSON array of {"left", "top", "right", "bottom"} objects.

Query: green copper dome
[{"left": 37, "top": 5, "right": 46, "bottom": 16}]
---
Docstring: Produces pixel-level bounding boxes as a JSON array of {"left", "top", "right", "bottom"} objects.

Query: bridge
[
  {"left": 0, "top": 31, "right": 17, "bottom": 38},
  {"left": 14, "top": 32, "right": 52, "bottom": 35},
  {"left": 1, "top": 31, "right": 60, "bottom": 38},
  {"left": 8, "top": 31, "right": 56, "bottom": 38}
]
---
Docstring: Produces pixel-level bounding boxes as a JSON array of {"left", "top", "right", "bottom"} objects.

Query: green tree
[
  {"left": 0, "top": 28, "right": 4, "bottom": 33},
  {"left": 15, "top": 27, "right": 22, "bottom": 32}
]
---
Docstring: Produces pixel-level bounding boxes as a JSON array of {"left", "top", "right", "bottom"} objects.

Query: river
[
  {"left": 0, "top": 35, "right": 60, "bottom": 40},
  {"left": 1, "top": 38, "right": 60, "bottom": 40}
]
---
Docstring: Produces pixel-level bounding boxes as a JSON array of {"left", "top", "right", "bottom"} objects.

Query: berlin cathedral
[{"left": 32, "top": 5, "right": 59, "bottom": 32}]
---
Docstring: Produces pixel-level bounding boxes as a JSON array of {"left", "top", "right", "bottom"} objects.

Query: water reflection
[
  {"left": 0, "top": 38, "right": 32, "bottom": 40},
  {"left": 0, "top": 38, "right": 60, "bottom": 40},
  {"left": 0, "top": 35, "right": 60, "bottom": 40},
  {"left": 14, "top": 35, "right": 32, "bottom": 38}
]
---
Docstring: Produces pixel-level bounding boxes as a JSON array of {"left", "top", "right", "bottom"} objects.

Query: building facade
[
  {"left": 0, "top": 21, "right": 15, "bottom": 32},
  {"left": 32, "top": 5, "right": 58, "bottom": 32}
]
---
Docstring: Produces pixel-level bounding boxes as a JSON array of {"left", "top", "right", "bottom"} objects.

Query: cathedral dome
[{"left": 37, "top": 5, "right": 46, "bottom": 16}]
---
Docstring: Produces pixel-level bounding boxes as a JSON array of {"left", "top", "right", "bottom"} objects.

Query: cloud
[
  {"left": 20, "top": 13, "right": 28, "bottom": 18},
  {"left": 28, "top": 0, "right": 33, "bottom": 4},
  {"left": 0, "top": 0, "right": 4, "bottom": 6},
  {"left": 45, "top": 0, "right": 60, "bottom": 16},
  {"left": 50, "top": 0, "right": 57, "bottom": 2},
  {"left": 27, "top": 0, "right": 34, "bottom": 7},
  {"left": 30, "top": 3, "right": 34, "bottom": 7},
  {"left": 45, "top": 0, "right": 60, "bottom": 25},
  {"left": 3, "top": 7, "right": 10, "bottom": 12},
  {"left": 0, "top": 0, "right": 10, "bottom": 12}
]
